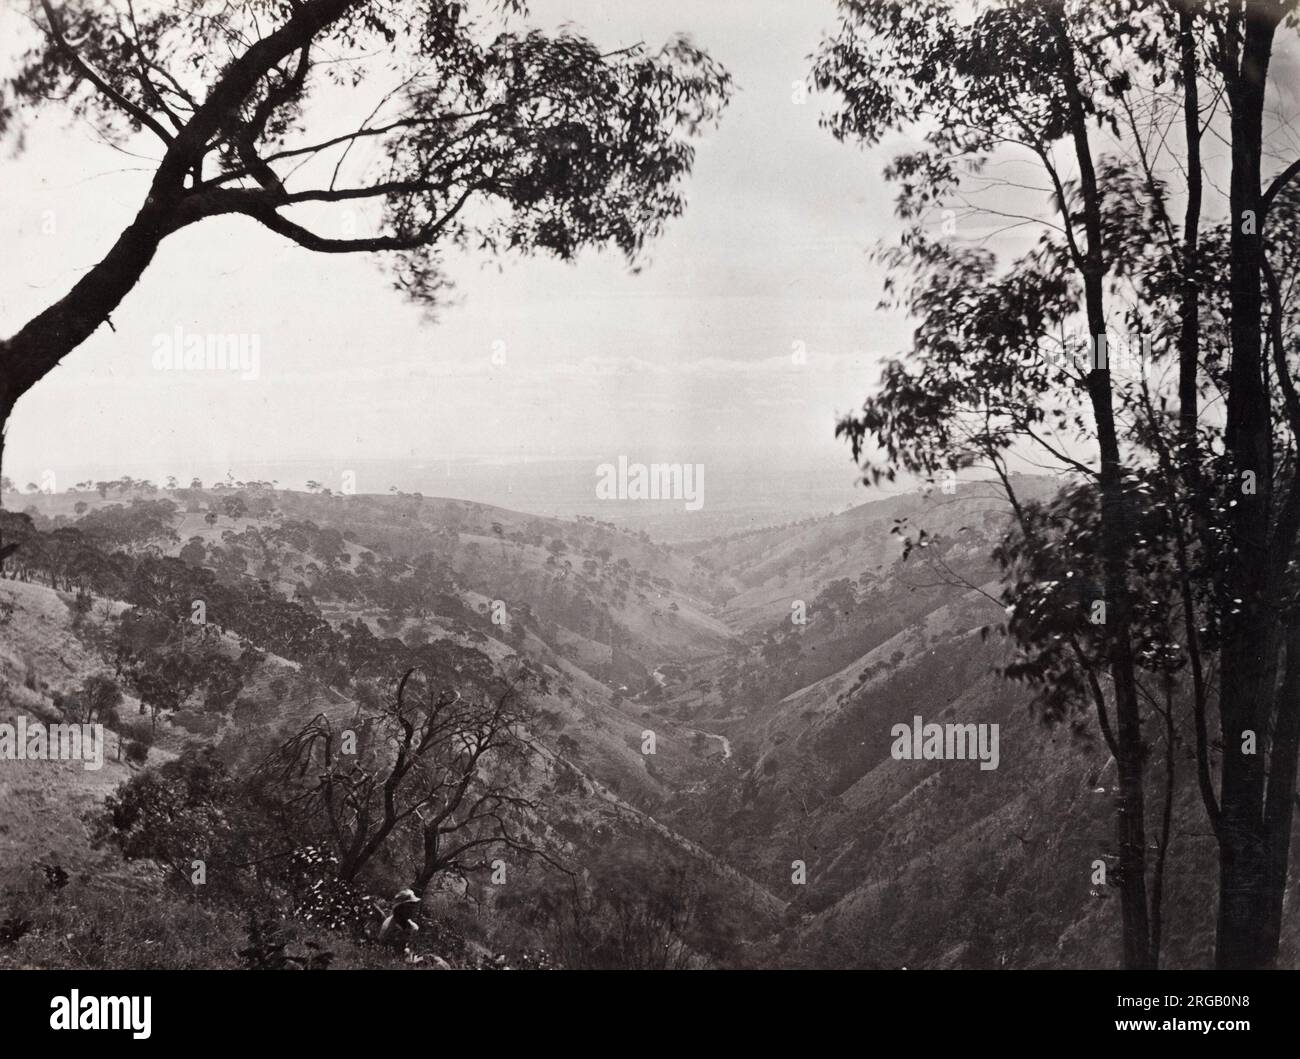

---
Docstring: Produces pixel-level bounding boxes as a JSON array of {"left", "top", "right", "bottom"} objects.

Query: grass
[{"left": 0, "top": 876, "right": 416, "bottom": 970}]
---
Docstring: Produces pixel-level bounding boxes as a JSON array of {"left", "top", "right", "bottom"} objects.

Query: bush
[
  {"left": 0, "top": 879, "right": 399, "bottom": 971},
  {"left": 93, "top": 747, "right": 235, "bottom": 878},
  {"left": 508, "top": 849, "right": 742, "bottom": 969},
  {"left": 69, "top": 591, "right": 93, "bottom": 627},
  {"left": 172, "top": 711, "right": 221, "bottom": 737},
  {"left": 237, "top": 910, "right": 334, "bottom": 970},
  {"left": 115, "top": 719, "right": 154, "bottom": 765}
]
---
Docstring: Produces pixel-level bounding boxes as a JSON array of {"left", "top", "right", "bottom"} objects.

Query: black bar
[{"left": 1, "top": 969, "right": 1290, "bottom": 1047}]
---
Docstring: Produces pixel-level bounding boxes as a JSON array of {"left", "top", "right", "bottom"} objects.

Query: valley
[{"left": 0, "top": 473, "right": 1256, "bottom": 968}]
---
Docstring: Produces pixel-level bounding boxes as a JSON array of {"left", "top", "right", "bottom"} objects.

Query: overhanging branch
[{"left": 40, "top": 0, "right": 175, "bottom": 146}]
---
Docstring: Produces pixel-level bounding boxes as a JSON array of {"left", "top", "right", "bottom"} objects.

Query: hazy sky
[
  {"left": 0, "top": 0, "right": 916, "bottom": 493},
  {"left": 14, "top": 3, "right": 1293, "bottom": 500}
]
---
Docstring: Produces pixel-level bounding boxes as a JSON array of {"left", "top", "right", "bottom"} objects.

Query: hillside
[{"left": 2, "top": 474, "right": 1291, "bottom": 968}]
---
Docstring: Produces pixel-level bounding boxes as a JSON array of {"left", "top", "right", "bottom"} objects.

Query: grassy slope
[
  {"left": 0, "top": 568, "right": 777, "bottom": 967},
  {"left": 660, "top": 481, "right": 1297, "bottom": 968}
]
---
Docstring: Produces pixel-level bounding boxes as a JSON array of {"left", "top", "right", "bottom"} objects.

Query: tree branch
[{"left": 40, "top": 0, "right": 175, "bottom": 146}]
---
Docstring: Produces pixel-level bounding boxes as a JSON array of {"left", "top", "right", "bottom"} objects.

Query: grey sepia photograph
[{"left": 2, "top": 0, "right": 1300, "bottom": 993}]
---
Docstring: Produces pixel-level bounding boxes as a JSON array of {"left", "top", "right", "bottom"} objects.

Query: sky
[
  {"left": 10, "top": 3, "right": 1295, "bottom": 506},
  {"left": 0, "top": 0, "right": 915, "bottom": 498}
]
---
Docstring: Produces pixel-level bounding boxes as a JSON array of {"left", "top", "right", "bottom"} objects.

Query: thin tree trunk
[
  {"left": 413, "top": 827, "right": 442, "bottom": 896},
  {"left": 1053, "top": 13, "right": 1154, "bottom": 969},
  {"left": 1178, "top": 3, "right": 1203, "bottom": 479},
  {"left": 1215, "top": 0, "right": 1283, "bottom": 970},
  {"left": 1150, "top": 682, "right": 1177, "bottom": 966},
  {"left": 1257, "top": 619, "right": 1300, "bottom": 953}
]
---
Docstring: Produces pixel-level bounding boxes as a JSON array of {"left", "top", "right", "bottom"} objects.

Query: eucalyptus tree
[
  {"left": 0, "top": 0, "right": 731, "bottom": 549},
  {"left": 816, "top": 0, "right": 1300, "bottom": 967}
]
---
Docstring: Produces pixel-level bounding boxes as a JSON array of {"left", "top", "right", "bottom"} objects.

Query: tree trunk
[
  {"left": 1054, "top": 12, "right": 1154, "bottom": 969},
  {"left": 413, "top": 827, "right": 442, "bottom": 897},
  {"left": 1215, "top": 0, "right": 1284, "bottom": 970},
  {"left": 0, "top": 388, "right": 16, "bottom": 573},
  {"left": 2, "top": 204, "right": 173, "bottom": 411},
  {"left": 0, "top": 201, "right": 176, "bottom": 577},
  {"left": 1178, "top": 4, "right": 1203, "bottom": 481},
  {"left": 1257, "top": 620, "right": 1300, "bottom": 958}
]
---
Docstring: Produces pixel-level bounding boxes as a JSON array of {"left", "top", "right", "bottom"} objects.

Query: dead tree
[{"left": 257, "top": 665, "right": 551, "bottom": 895}]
